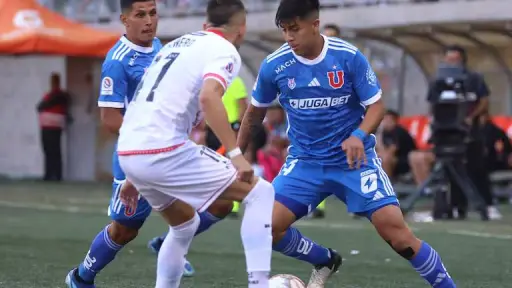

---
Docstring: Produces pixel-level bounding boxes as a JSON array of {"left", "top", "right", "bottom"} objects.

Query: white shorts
[{"left": 118, "top": 141, "right": 237, "bottom": 212}]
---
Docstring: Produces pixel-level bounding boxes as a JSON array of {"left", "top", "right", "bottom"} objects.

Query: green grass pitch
[{"left": 0, "top": 181, "right": 511, "bottom": 287}]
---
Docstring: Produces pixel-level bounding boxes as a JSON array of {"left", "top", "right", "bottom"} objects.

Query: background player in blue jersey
[
  {"left": 237, "top": 1, "right": 457, "bottom": 287},
  {"left": 63, "top": 1, "right": 236, "bottom": 287}
]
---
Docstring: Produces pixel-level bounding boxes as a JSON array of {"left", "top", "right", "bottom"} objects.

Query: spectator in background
[
  {"left": 323, "top": 23, "right": 341, "bottom": 38},
  {"left": 37, "top": 73, "right": 71, "bottom": 181},
  {"left": 480, "top": 111, "right": 512, "bottom": 173},
  {"left": 245, "top": 124, "right": 268, "bottom": 179},
  {"left": 376, "top": 110, "right": 416, "bottom": 180},
  {"left": 408, "top": 148, "right": 435, "bottom": 187},
  {"left": 265, "top": 104, "right": 289, "bottom": 153}
]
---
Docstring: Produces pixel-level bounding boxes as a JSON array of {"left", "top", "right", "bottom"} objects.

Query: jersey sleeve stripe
[
  {"left": 328, "top": 46, "right": 357, "bottom": 55},
  {"left": 328, "top": 38, "right": 358, "bottom": 51},
  {"left": 361, "top": 90, "right": 382, "bottom": 106},
  {"left": 98, "top": 101, "right": 125, "bottom": 108},
  {"left": 266, "top": 49, "right": 293, "bottom": 63},
  {"left": 117, "top": 46, "right": 132, "bottom": 61},
  {"left": 112, "top": 44, "right": 128, "bottom": 60},
  {"left": 328, "top": 42, "right": 357, "bottom": 52},
  {"left": 204, "top": 73, "right": 227, "bottom": 90},
  {"left": 251, "top": 97, "right": 274, "bottom": 108}
]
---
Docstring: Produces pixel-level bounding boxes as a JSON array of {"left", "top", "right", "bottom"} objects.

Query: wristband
[
  {"left": 227, "top": 147, "right": 242, "bottom": 159},
  {"left": 351, "top": 128, "right": 367, "bottom": 141}
]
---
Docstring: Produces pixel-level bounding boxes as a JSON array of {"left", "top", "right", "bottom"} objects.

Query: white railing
[{"left": 38, "top": 0, "right": 486, "bottom": 23}]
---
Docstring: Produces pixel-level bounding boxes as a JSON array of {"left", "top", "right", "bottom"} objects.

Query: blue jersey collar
[{"left": 120, "top": 35, "right": 155, "bottom": 54}]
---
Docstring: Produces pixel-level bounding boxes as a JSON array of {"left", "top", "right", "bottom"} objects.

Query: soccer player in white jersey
[{"left": 116, "top": 1, "right": 274, "bottom": 287}]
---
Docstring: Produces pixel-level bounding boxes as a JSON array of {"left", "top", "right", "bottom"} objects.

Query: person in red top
[{"left": 37, "top": 73, "right": 71, "bottom": 181}]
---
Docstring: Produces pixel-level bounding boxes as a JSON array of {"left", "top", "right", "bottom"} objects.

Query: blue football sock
[
  {"left": 273, "top": 227, "right": 331, "bottom": 266},
  {"left": 78, "top": 225, "right": 123, "bottom": 283},
  {"left": 195, "top": 211, "right": 222, "bottom": 235},
  {"left": 409, "top": 242, "right": 456, "bottom": 287}
]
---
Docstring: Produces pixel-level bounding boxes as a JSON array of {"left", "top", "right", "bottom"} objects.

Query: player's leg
[
  {"left": 156, "top": 199, "right": 200, "bottom": 288},
  {"left": 271, "top": 159, "right": 342, "bottom": 286},
  {"left": 339, "top": 154, "right": 456, "bottom": 288},
  {"left": 125, "top": 142, "right": 274, "bottom": 287},
  {"left": 148, "top": 199, "right": 234, "bottom": 254},
  {"left": 65, "top": 180, "right": 152, "bottom": 288}
]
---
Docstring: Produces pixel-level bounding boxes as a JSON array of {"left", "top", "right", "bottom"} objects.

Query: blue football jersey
[
  {"left": 98, "top": 35, "right": 162, "bottom": 179},
  {"left": 252, "top": 36, "right": 382, "bottom": 165}
]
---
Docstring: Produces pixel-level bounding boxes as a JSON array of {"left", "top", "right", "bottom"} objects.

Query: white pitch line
[
  {"left": 448, "top": 230, "right": 512, "bottom": 240},
  {"left": 1, "top": 200, "right": 510, "bottom": 240}
]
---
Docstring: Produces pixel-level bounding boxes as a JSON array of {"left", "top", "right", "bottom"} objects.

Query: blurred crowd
[{"left": 38, "top": 0, "right": 453, "bottom": 22}]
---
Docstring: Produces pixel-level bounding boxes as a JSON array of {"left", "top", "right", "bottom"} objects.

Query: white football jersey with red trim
[{"left": 118, "top": 31, "right": 241, "bottom": 152}]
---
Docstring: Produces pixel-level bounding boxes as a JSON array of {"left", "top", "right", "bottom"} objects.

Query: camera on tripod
[
  {"left": 429, "top": 65, "right": 471, "bottom": 159},
  {"left": 401, "top": 64, "right": 490, "bottom": 220}
]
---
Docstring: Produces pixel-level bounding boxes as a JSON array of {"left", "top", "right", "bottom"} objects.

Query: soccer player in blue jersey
[
  {"left": 63, "top": 1, "right": 238, "bottom": 286},
  {"left": 236, "top": 0, "right": 457, "bottom": 287}
]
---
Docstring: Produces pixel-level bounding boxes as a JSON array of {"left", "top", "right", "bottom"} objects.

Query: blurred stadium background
[{"left": 1, "top": 0, "right": 512, "bottom": 287}]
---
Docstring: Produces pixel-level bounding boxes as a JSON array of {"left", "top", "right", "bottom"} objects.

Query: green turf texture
[{"left": 0, "top": 181, "right": 511, "bottom": 287}]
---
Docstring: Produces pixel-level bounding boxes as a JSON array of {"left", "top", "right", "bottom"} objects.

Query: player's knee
[
  {"left": 244, "top": 178, "right": 275, "bottom": 204},
  {"left": 109, "top": 221, "right": 139, "bottom": 245},
  {"left": 171, "top": 213, "right": 200, "bottom": 240},
  {"left": 207, "top": 199, "right": 233, "bottom": 219}
]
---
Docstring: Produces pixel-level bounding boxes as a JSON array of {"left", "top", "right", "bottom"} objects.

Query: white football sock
[
  {"left": 241, "top": 179, "right": 274, "bottom": 288},
  {"left": 155, "top": 213, "right": 199, "bottom": 288}
]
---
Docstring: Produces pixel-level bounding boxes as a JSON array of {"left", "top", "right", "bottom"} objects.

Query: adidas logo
[
  {"left": 372, "top": 191, "right": 384, "bottom": 201},
  {"left": 308, "top": 78, "right": 320, "bottom": 87}
]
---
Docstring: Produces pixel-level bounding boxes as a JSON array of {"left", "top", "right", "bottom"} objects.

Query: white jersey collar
[
  {"left": 292, "top": 35, "right": 328, "bottom": 66},
  {"left": 120, "top": 35, "right": 154, "bottom": 54}
]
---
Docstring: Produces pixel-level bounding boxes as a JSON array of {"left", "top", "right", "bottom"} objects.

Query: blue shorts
[
  {"left": 108, "top": 179, "right": 152, "bottom": 229},
  {"left": 273, "top": 152, "right": 399, "bottom": 220}
]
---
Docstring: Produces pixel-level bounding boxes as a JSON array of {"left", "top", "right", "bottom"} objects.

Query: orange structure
[{"left": 0, "top": 0, "right": 119, "bottom": 57}]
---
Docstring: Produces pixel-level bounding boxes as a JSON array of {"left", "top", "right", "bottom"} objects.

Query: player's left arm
[
  {"left": 352, "top": 51, "right": 385, "bottom": 136},
  {"left": 97, "top": 61, "right": 128, "bottom": 134}
]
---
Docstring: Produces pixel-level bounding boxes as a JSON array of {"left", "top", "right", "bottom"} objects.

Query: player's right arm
[
  {"left": 97, "top": 61, "right": 128, "bottom": 134},
  {"left": 237, "top": 59, "right": 278, "bottom": 153},
  {"left": 199, "top": 49, "right": 253, "bottom": 182}
]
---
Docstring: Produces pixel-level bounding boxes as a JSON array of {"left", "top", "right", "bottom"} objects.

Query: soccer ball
[{"left": 269, "top": 274, "right": 306, "bottom": 288}]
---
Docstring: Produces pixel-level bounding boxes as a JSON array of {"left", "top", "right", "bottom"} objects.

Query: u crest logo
[{"left": 327, "top": 71, "right": 345, "bottom": 89}]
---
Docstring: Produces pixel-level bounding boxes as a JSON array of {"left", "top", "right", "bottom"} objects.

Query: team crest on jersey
[
  {"left": 225, "top": 62, "right": 234, "bottom": 74},
  {"left": 366, "top": 67, "right": 377, "bottom": 86},
  {"left": 288, "top": 78, "right": 296, "bottom": 90},
  {"left": 100, "top": 76, "right": 113, "bottom": 95},
  {"left": 327, "top": 71, "right": 345, "bottom": 89}
]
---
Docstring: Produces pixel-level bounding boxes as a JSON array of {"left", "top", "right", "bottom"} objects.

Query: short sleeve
[
  {"left": 251, "top": 59, "right": 279, "bottom": 107},
  {"left": 351, "top": 51, "right": 382, "bottom": 106},
  {"left": 203, "top": 48, "right": 241, "bottom": 91},
  {"left": 97, "top": 60, "right": 128, "bottom": 109}
]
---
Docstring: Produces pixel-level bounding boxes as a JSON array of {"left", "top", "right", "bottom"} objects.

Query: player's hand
[
  {"left": 342, "top": 136, "right": 367, "bottom": 169},
  {"left": 231, "top": 154, "right": 254, "bottom": 183},
  {"left": 119, "top": 180, "right": 139, "bottom": 210}
]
